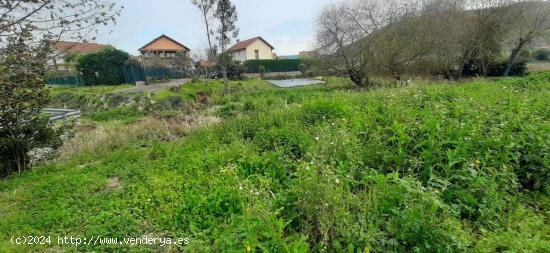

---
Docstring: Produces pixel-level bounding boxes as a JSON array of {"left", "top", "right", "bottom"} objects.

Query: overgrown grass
[
  {"left": 1, "top": 74, "right": 549, "bottom": 252},
  {"left": 152, "top": 79, "right": 277, "bottom": 103},
  {"left": 48, "top": 84, "right": 133, "bottom": 96}
]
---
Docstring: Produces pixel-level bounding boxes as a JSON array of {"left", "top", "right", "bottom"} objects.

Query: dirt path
[{"left": 115, "top": 79, "right": 190, "bottom": 93}]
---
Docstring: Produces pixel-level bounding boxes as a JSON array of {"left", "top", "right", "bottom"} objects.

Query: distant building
[
  {"left": 197, "top": 60, "right": 217, "bottom": 69},
  {"left": 229, "top": 36, "right": 275, "bottom": 61},
  {"left": 299, "top": 50, "right": 319, "bottom": 59},
  {"left": 278, "top": 55, "right": 299, "bottom": 60},
  {"left": 139, "top": 34, "right": 191, "bottom": 66},
  {"left": 48, "top": 40, "right": 112, "bottom": 71}
]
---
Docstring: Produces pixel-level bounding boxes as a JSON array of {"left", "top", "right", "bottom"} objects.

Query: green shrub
[
  {"left": 237, "top": 152, "right": 292, "bottom": 184},
  {"left": 462, "top": 60, "right": 528, "bottom": 77},
  {"left": 89, "top": 107, "right": 144, "bottom": 122},
  {"left": 76, "top": 48, "right": 130, "bottom": 86},
  {"left": 441, "top": 170, "right": 512, "bottom": 223},
  {"left": 217, "top": 102, "right": 244, "bottom": 118},
  {"left": 0, "top": 37, "right": 66, "bottom": 177},
  {"left": 533, "top": 49, "right": 550, "bottom": 61},
  {"left": 255, "top": 126, "right": 311, "bottom": 160},
  {"left": 508, "top": 124, "right": 550, "bottom": 191},
  {"left": 176, "top": 166, "right": 245, "bottom": 232},
  {"left": 105, "top": 94, "right": 130, "bottom": 107},
  {"left": 487, "top": 61, "right": 527, "bottom": 76},
  {"left": 301, "top": 100, "right": 349, "bottom": 125},
  {"left": 474, "top": 206, "right": 550, "bottom": 252},
  {"left": 298, "top": 63, "right": 308, "bottom": 75},
  {"left": 282, "top": 171, "right": 471, "bottom": 252},
  {"left": 258, "top": 65, "right": 267, "bottom": 77},
  {"left": 162, "top": 96, "right": 183, "bottom": 110}
]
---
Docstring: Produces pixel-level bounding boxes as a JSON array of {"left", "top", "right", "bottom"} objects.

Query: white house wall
[
  {"left": 245, "top": 40, "right": 273, "bottom": 60},
  {"left": 233, "top": 49, "right": 247, "bottom": 61}
]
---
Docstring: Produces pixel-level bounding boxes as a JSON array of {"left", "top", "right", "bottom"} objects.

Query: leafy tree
[
  {"left": 214, "top": 0, "right": 239, "bottom": 94},
  {"left": 76, "top": 48, "right": 130, "bottom": 86},
  {"left": 0, "top": 34, "right": 64, "bottom": 177},
  {"left": 0, "top": 0, "right": 121, "bottom": 176}
]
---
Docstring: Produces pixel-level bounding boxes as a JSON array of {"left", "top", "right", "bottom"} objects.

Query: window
[{"left": 255, "top": 49, "right": 259, "bottom": 60}]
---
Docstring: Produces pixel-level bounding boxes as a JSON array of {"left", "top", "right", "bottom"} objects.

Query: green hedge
[
  {"left": 76, "top": 48, "right": 129, "bottom": 86},
  {"left": 245, "top": 59, "right": 302, "bottom": 73}
]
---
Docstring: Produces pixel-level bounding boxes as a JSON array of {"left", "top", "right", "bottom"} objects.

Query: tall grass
[{"left": 1, "top": 74, "right": 549, "bottom": 252}]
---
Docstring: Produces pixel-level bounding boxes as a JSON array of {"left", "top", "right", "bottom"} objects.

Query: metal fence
[
  {"left": 122, "top": 62, "right": 146, "bottom": 84},
  {"left": 123, "top": 60, "right": 189, "bottom": 84},
  {"left": 143, "top": 67, "right": 188, "bottom": 80},
  {"left": 47, "top": 61, "right": 190, "bottom": 86},
  {"left": 41, "top": 108, "right": 81, "bottom": 122},
  {"left": 47, "top": 76, "right": 85, "bottom": 86}
]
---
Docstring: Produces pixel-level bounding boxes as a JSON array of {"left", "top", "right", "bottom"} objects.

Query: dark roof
[
  {"left": 49, "top": 40, "right": 111, "bottom": 55},
  {"left": 229, "top": 36, "right": 275, "bottom": 51},
  {"left": 139, "top": 34, "right": 191, "bottom": 52}
]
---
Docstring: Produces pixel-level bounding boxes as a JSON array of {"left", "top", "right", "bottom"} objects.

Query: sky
[{"left": 95, "top": 0, "right": 334, "bottom": 56}]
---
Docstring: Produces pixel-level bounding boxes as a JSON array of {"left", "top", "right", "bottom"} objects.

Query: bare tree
[
  {"left": 316, "top": 0, "right": 410, "bottom": 87},
  {"left": 502, "top": 0, "right": 550, "bottom": 76},
  {"left": 369, "top": 1, "right": 429, "bottom": 80},
  {"left": 464, "top": 0, "right": 510, "bottom": 76},
  {"left": 191, "top": 0, "right": 218, "bottom": 60},
  {"left": 214, "top": 0, "right": 238, "bottom": 94},
  {"left": 413, "top": 0, "right": 471, "bottom": 79},
  {"left": 0, "top": 0, "right": 122, "bottom": 41},
  {"left": 316, "top": 0, "right": 550, "bottom": 82}
]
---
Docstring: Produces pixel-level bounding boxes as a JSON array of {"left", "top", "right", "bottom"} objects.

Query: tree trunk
[
  {"left": 504, "top": 38, "right": 528, "bottom": 77},
  {"left": 13, "top": 147, "right": 27, "bottom": 174},
  {"left": 203, "top": 14, "right": 214, "bottom": 61},
  {"left": 503, "top": 49, "right": 520, "bottom": 77},
  {"left": 455, "top": 66, "right": 464, "bottom": 80},
  {"left": 343, "top": 68, "right": 366, "bottom": 88},
  {"left": 480, "top": 59, "right": 489, "bottom": 77},
  {"left": 456, "top": 49, "right": 473, "bottom": 80},
  {"left": 349, "top": 73, "right": 363, "bottom": 87},
  {"left": 222, "top": 62, "right": 229, "bottom": 94}
]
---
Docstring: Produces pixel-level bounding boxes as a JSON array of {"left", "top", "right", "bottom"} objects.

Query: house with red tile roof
[
  {"left": 229, "top": 36, "right": 274, "bottom": 61},
  {"left": 50, "top": 40, "right": 112, "bottom": 55},
  {"left": 48, "top": 40, "right": 112, "bottom": 71},
  {"left": 139, "top": 35, "right": 190, "bottom": 59},
  {"left": 139, "top": 34, "right": 191, "bottom": 67}
]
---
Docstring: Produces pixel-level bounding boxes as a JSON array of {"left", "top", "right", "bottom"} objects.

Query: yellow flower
[
  {"left": 246, "top": 245, "right": 252, "bottom": 252},
  {"left": 365, "top": 246, "right": 370, "bottom": 253}
]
